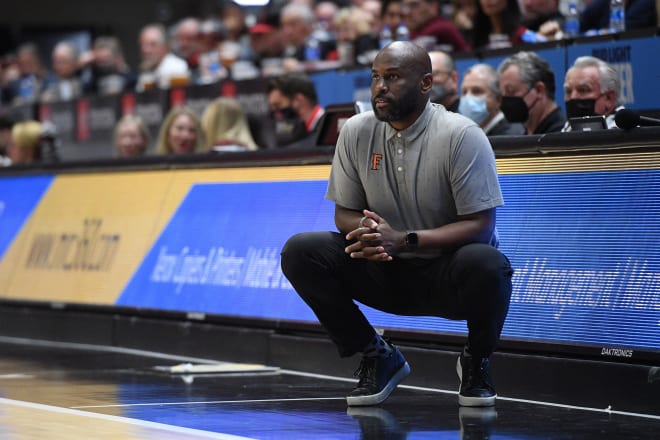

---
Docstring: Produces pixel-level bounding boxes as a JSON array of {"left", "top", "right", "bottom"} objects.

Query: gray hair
[
  {"left": 464, "top": 63, "right": 500, "bottom": 99},
  {"left": 569, "top": 55, "right": 621, "bottom": 106},
  {"left": 497, "top": 51, "right": 556, "bottom": 99},
  {"left": 281, "top": 3, "right": 316, "bottom": 25}
]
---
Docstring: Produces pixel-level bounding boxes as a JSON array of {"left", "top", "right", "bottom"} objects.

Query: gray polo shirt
[{"left": 326, "top": 102, "right": 503, "bottom": 241}]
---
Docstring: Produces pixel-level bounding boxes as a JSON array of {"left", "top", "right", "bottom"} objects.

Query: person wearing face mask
[
  {"left": 428, "top": 50, "right": 460, "bottom": 112},
  {"left": 561, "top": 56, "right": 624, "bottom": 132},
  {"left": 497, "top": 51, "right": 566, "bottom": 134},
  {"left": 459, "top": 63, "right": 524, "bottom": 136},
  {"left": 267, "top": 73, "right": 325, "bottom": 148}
]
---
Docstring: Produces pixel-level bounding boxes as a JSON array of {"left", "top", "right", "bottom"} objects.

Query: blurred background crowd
[{"left": 0, "top": 0, "right": 657, "bottom": 165}]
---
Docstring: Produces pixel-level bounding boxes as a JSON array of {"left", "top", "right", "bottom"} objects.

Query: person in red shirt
[{"left": 401, "top": 0, "right": 471, "bottom": 52}]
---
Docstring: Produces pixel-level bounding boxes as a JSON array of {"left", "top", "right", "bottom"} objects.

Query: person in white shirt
[{"left": 136, "top": 23, "right": 190, "bottom": 92}]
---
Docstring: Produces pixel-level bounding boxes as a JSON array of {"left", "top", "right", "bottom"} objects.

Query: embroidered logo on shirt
[{"left": 371, "top": 153, "right": 383, "bottom": 170}]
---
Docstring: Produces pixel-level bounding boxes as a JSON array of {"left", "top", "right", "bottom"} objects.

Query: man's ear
[{"left": 421, "top": 73, "right": 433, "bottom": 94}]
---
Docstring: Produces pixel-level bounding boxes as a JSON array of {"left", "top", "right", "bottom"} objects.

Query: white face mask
[{"left": 458, "top": 94, "right": 490, "bottom": 125}]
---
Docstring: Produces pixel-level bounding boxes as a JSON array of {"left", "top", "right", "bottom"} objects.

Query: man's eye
[{"left": 386, "top": 74, "right": 399, "bottom": 81}]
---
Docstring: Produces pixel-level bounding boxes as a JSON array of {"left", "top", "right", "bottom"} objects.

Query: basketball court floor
[{"left": 0, "top": 336, "right": 657, "bottom": 439}]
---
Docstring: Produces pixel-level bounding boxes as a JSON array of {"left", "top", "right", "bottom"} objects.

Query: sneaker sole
[
  {"left": 346, "top": 361, "right": 411, "bottom": 406},
  {"left": 456, "top": 356, "right": 497, "bottom": 407}
]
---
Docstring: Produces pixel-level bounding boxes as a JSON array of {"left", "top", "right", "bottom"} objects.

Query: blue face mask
[{"left": 458, "top": 94, "right": 490, "bottom": 125}]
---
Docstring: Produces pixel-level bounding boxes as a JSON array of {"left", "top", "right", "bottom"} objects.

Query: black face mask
[
  {"left": 500, "top": 96, "right": 529, "bottom": 123},
  {"left": 565, "top": 98, "right": 597, "bottom": 119},
  {"left": 272, "top": 107, "right": 307, "bottom": 147}
]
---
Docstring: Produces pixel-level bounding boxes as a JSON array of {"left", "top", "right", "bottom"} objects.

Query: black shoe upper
[{"left": 459, "top": 353, "right": 495, "bottom": 398}]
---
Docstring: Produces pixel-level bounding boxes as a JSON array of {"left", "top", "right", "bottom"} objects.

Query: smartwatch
[{"left": 405, "top": 231, "right": 419, "bottom": 251}]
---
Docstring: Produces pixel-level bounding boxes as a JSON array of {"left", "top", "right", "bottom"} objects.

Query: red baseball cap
[{"left": 249, "top": 23, "right": 276, "bottom": 34}]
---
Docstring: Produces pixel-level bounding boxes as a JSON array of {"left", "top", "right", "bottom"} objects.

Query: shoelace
[{"left": 354, "top": 357, "right": 377, "bottom": 388}]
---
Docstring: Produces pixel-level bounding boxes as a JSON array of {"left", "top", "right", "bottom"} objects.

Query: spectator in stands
[
  {"left": 136, "top": 23, "right": 190, "bottom": 92},
  {"left": 497, "top": 51, "right": 566, "bottom": 134},
  {"left": 267, "top": 72, "right": 324, "bottom": 148},
  {"left": 6, "top": 120, "right": 42, "bottom": 165},
  {"left": 41, "top": 41, "right": 84, "bottom": 102},
  {"left": 472, "top": 0, "right": 527, "bottom": 50},
  {"left": 315, "top": 1, "right": 340, "bottom": 36},
  {"left": 381, "top": 0, "right": 404, "bottom": 35},
  {"left": 280, "top": 2, "right": 335, "bottom": 63},
  {"left": 201, "top": 97, "right": 258, "bottom": 151},
  {"left": 451, "top": 0, "right": 477, "bottom": 44},
  {"left": 280, "top": 41, "right": 513, "bottom": 409},
  {"left": 580, "top": 0, "right": 657, "bottom": 34},
  {"left": 561, "top": 56, "right": 624, "bottom": 131},
  {"left": 155, "top": 106, "right": 206, "bottom": 154},
  {"left": 361, "top": 0, "right": 383, "bottom": 39},
  {"left": 219, "top": 0, "right": 255, "bottom": 62},
  {"left": 4, "top": 43, "right": 52, "bottom": 105},
  {"left": 173, "top": 17, "right": 205, "bottom": 75},
  {"left": 196, "top": 18, "right": 229, "bottom": 84},
  {"left": 114, "top": 115, "right": 150, "bottom": 157},
  {"left": 429, "top": 50, "right": 460, "bottom": 112},
  {"left": 401, "top": 0, "right": 470, "bottom": 52},
  {"left": 330, "top": 6, "right": 380, "bottom": 66},
  {"left": 520, "top": 0, "right": 564, "bottom": 40},
  {"left": 460, "top": 63, "right": 525, "bottom": 135},
  {"left": 248, "top": 14, "right": 286, "bottom": 76},
  {"left": 81, "top": 36, "right": 135, "bottom": 96}
]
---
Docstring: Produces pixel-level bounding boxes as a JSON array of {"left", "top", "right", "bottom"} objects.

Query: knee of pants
[
  {"left": 452, "top": 243, "right": 514, "bottom": 288},
  {"left": 280, "top": 231, "right": 341, "bottom": 279}
]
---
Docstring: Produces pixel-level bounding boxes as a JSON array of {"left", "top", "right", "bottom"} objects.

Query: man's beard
[{"left": 372, "top": 91, "right": 419, "bottom": 123}]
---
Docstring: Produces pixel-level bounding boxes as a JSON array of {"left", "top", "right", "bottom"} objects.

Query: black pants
[{"left": 281, "top": 231, "right": 513, "bottom": 358}]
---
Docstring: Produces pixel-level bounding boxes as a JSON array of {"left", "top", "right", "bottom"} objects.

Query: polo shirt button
[{"left": 397, "top": 166, "right": 403, "bottom": 172}]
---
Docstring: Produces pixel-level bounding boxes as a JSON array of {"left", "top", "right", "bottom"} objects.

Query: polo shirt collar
[{"left": 384, "top": 101, "right": 434, "bottom": 142}]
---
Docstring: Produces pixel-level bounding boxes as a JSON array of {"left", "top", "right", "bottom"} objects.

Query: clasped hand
[{"left": 345, "top": 209, "right": 403, "bottom": 261}]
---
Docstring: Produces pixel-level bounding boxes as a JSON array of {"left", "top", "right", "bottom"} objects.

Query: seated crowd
[{"left": 0, "top": 0, "right": 656, "bottom": 165}]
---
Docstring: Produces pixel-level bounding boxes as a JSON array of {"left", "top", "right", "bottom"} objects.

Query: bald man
[
  {"left": 281, "top": 41, "right": 513, "bottom": 408},
  {"left": 428, "top": 50, "right": 460, "bottom": 111}
]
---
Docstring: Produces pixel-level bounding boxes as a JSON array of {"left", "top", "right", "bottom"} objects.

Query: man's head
[
  {"left": 267, "top": 72, "right": 319, "bottom": 145},
  {"left": 497, "top": 51, "right": 555, "bottom": 125},
  {"left": 52, "top": 41, "right": 79, "bottom": 79},
  {"left": 428, "top": 50, "right": 459, "bottom": 106},
  {"left": 173, "top": 17, "right": 203, "bottom": 60},
  {"left": 139, "top": 24, "right": 169, "bottom": 71},
  {"left": 381, "top": 0, "right": 403, "bottom": 32},
  {"left": 459, "top": 63, "right": 501, "bottom": 126},
  {"left": 371, "top": 41, "right": 432, "bottom": 130},
  {"left": 16, "top": 43, "right": 42, "bottom": 77},
  {"left": 401, "top": 0, "right": 440, "bottom": 33},
  {"left": 280, "top": 3, "right": 316, "bottom": 49},
  {"left": 92, "top": 36, "right": 125, "bottom": 73},
  {"left": 563, "top": 56, "right": 620, "bottom": 119}
]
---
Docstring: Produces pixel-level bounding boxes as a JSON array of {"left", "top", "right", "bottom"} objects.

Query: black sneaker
[
  {"left": 346, "top": 346, "right": 410, "bottom": 406},
  {"left": 456, "top": 351, "right": 496, "bottom": 407}
]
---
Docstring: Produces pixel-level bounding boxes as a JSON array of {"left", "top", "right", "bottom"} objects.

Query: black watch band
[{"left": 405, "top": 231, "right": 419, "bottom": 251}]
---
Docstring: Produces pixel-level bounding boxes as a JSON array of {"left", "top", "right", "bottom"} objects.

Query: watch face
[{"left": 406, "top": 232, "right": 418, "bottom": 250}]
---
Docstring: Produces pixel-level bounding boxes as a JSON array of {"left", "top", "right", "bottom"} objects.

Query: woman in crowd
[
  {"left": 201, "top": 97, "right": 258, "bottom": 151},
  {"left": 155, "top": 106, "right": 206, "bottom": 154},
  {"left": 472, "top": 0, "right": 526, "bottom": 50},
  {"left": 7, "top": 120, "right": 42, "bottom": 165},
  {"left": 114, "top": 114, "right": 150, "bottom": 157},
  {"left": 329, "top": 6, "right": 380, "bottom": 65}
]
